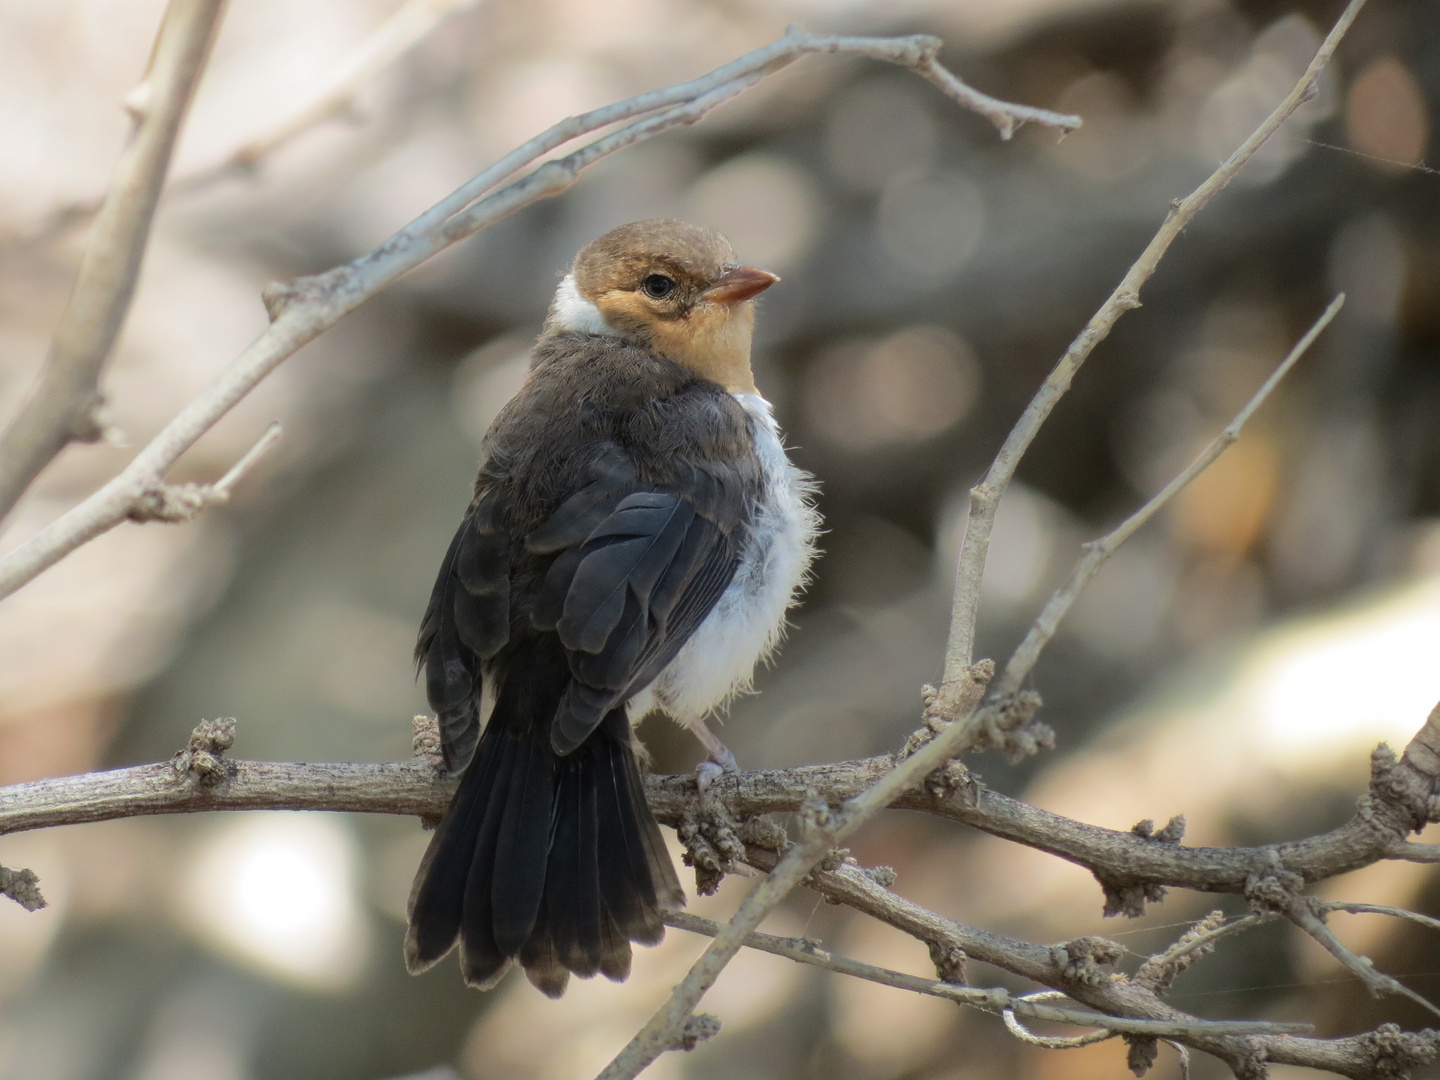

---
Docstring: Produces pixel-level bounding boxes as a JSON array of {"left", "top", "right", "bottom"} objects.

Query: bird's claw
[
  {"left": 695, "top": 760, "right": 725, "bottom": 796},
  {"left": 695, "top": 748, "right": 738, "bottom": 798}
]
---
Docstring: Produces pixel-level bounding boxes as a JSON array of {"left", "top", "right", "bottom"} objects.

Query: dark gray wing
[
  {"left": 416, "top": 487, "right": 511, "bottom": 772},
  {"left": 529, "top": 455, "right": 748, "bottom": 755}
]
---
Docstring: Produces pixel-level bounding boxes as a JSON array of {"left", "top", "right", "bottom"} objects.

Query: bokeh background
[{"left": 2, "top": 0, "right": 1440, "bottom": 1077}]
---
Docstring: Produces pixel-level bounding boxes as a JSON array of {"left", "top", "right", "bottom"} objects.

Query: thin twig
[
  {"left": 1135, "top": 912, "right": 1274, "bottom": 988},
  {"left": 1285, "top": 897, "right": 1440, "bottom": 1019},
  {"left": 1323, "top": 902, "right": 1440, "bottom": 935},
  {"left": 1167, "top": 1041, "right": 1192, "bottom": 1080},
  {"left": 596, "top": 672, "right": 1007, "bottom": 1080},
  {"left": 773, "top": 852, "right": 1415, "bottom": 1078},
  {"left": 666, "top": 912, "right": 1299, "bottom": 1039},
  {"left": 0, "top": 28, "right": 1076, "bottom": 603},
  {"left": 1390, "top": 843, "right": 1440, "bottom": 863},
  {"left": 9, "top": 0, "right": 484, "bottom": 251},
  {"left": 938, "top": 0, "right": 1368, "bottom": 689},
  {"left": 994, "top": 294, "right": 1344, "bottom": 697},
  {"left": 126, "top": 422, "right": 282, "bottom": 524},
  {"left": 0, "top": 0, "right": 227, "bottom": 527},
  {"left": 176, "top": 0, "right": 483, "bottom": 197},
  {"left": 1002, "top": 991, "right": 1117, "bottom": 1049}
]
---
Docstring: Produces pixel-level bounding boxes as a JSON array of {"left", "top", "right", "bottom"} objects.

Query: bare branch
[
  {"left": 596, "top": 663, "right": 1008, "bottom": 1080},
  {"left": 1389, "top": 843, "right": 1440, "bottom": 863},
  {"left": 5, "top": 706, "right": 1440, "bottom": 1073},
  {"left": 8, "top": 0, "right": 485, "bottom": 250},
  {"left": 760, "top": 848, "right": 1427, "bottom": 1078},
  {"left": 1324, "top": 902, "right": 1440, "bottom": 935},
  {"left": 1001, "top": 991, "right": 1116, "bottom": 1049},
  {"left": 1134, "top": 912, "right": 1274, "bottom": 992},
  {"left": 1285, "top": 895, "right": 1440, "bottom": 1019},
  {"left": 8, "top": 703, "right": 1440, "bottom": 908},
  {"left": 939, "top": 0, "right": 1368, "bottom": 688},
  {"left": 125, "top": 422, "right": 281, "bottom": 524},
  {"left": 665, "top": 911, "right": 1303, "bottom": 1039},
  {"left": 0, "top": 0, "right": 226, "bottom": 525},
  {"left": 993, "top": 294, "right": 1345, "bottom": 698},
  {"left": 0, "top": 28, "right": 1072, "bottom": 604}
]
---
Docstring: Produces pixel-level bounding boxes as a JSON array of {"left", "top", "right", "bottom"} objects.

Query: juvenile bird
[{"left": 406, "top": 220, "right": 820, "bottom": 996}]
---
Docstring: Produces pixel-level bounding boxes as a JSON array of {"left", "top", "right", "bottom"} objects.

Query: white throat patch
[{"left": 548, "top": 273, "right": 615, "bottom": 336}]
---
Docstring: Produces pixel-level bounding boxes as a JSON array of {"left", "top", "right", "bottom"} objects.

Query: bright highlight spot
[
  {"left": 1255, "top": 579, "right": 1440, "bottom": 760},
  {"left": 180, "top": 813, "right": 368, "bottom": 991}
]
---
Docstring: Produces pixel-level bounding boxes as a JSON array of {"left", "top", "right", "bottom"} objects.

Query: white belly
[{"left": 628, "top": 392, "right": 819, "bottom": 727}]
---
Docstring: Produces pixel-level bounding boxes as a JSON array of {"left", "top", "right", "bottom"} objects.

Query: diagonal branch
[
  {"left": 595, "top": 665, "right": 1004, "bottom": 1080},
  {"left": 993, "top": 293, "right": 1345, "bottom": 698},
  {"left": 27, "top": 0, "right": 485, "bottom": 247},
  {"left": 0, "top": 27, "right": 1076, "bottom": 603},
  {"left": 778, "top": 850, "right": 1440, "bottom": 1079},
  {"left": 0, "top": 0, "right": 227, "bottom": 526},
  {"left": 663, "top": 911, "right": 1305, "bottom": 1039},
  {"left": 938, "top": 0, "right": 1368, "bottom": 690}
]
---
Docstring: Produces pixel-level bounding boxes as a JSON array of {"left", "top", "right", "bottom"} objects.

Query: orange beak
[{"left": 701, "top": 266, "right": 780, "bottom": 305}]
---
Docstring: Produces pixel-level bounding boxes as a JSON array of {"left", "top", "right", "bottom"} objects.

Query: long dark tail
[{"left": 404, "top": 649, "right": 684, "bottom": 996}]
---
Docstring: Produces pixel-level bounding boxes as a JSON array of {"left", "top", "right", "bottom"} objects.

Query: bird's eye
[{"left": 640, "top": 274, "right": 676, "bottom": 299}]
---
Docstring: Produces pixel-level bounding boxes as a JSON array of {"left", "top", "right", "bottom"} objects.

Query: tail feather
[
  {"left": 458, "top": 732, "right": 521, "bottom": 988},
  {"left": 406, "top": 643, "right": 684, "bottom": 995},
  {"left": 405, "top": 722, "right": 508, "bottom": 971},
  {"left": 595, "top": 909, "right": 633, "bottom": 982},
  {"left": 595, "top": 734, "right": 663, "bottom": 943},
  {"left": 491, "top": 730, "right": 554, "bottom": 955},
  {"left": 543, "top": 766, "right": 583, "bottom": 974},
  {"left": 567, "top": 758, "right": 606, "bottom": 976},
  {"left": 519, "top": 902, "right": 570, "bottom": 998},
  {"left": 617, "top": 718, "right": 686, "bottom": 928}
]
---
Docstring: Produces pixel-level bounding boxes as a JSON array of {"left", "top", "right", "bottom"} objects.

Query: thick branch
[
  {"left": 3, "top": 704, "right": 1438, "bottom": 1076},
  {"left": 0, "top": 0, "right": 226, "bottom": 524},
  {"left": 0, "top": 28, "right": 1074, "bottom": 603},
  {"left": 8, "top": 704, "right": 1440, "bottom": 913},
  {"left": 939, "top": 0, "right": 1367, "bottom": 685}
]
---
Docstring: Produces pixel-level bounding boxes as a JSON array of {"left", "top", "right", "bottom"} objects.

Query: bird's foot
[
  {"left": 691, "top": 719, "right": 739, "bottom": 797},
  {"left": 695, "top": 750, "right": 738, "bottom": 798},
  {"left": 695, "top": 760, "right": 727, "bottom": 796}
]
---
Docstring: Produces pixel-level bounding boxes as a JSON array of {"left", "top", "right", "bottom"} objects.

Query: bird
[{"left": 405, "top": 219, "right": 820, "bottom": 997}]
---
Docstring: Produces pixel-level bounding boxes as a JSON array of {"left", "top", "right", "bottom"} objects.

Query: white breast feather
[{"left": 631, "top": 393, "right": 820, "bottom": 727}]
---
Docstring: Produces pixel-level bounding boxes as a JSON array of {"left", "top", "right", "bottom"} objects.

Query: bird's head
[{"left": 543, "top": 219, "right": 779, "bottom": 393}]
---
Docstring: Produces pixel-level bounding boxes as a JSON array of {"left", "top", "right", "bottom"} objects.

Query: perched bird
[{"left": 406, "top": 220, "right": 820, "bottom": 996}]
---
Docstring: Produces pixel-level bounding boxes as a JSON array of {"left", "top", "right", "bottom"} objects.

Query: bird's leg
[{"left": 691, "top": 717, "right": 738, "bottom": 795}]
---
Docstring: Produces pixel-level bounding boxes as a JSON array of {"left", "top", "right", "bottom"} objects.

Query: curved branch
[{"left": 0, "top": 27, "right": 1076, "bottom": 603}]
